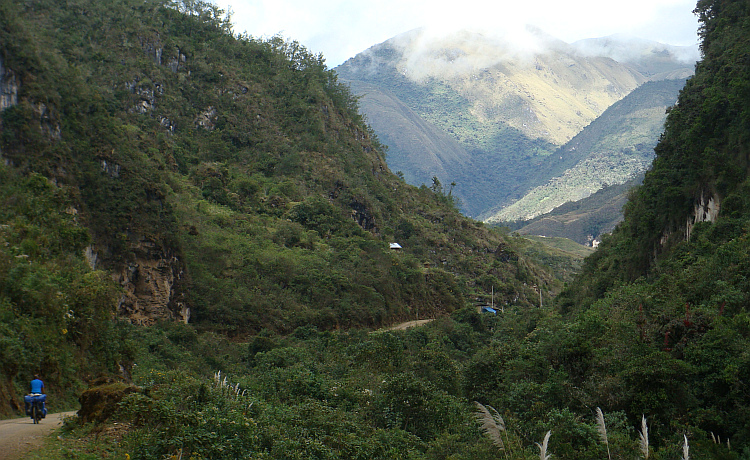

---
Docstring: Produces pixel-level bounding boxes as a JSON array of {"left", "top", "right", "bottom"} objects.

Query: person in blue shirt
[
  {"left": 26, "top": 374, "right": 47, "bottom": 418},
  {"left": 30, "top": 375, "right": 44, "bottom": 394}
]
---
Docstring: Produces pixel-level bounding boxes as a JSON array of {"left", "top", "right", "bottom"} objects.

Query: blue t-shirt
[{"left": 30, "top": 379, "right": 44, "bottom": 394}]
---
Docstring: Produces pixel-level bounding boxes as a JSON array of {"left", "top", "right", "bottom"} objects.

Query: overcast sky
[{"left": 213, "top": 0, "right": 701, "bottom": 67}]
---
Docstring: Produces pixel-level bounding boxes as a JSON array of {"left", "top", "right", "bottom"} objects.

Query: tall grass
[
  {"left": 595, "top": 407, "right": 610, "bottom": 460},
  {"left": 473, "top": 404, "right": 725, "bottom": 460},
  {"left": 638, "top": 415, "right": 649, "bottom": 459},
  {"left": 536, "top": 430, "right": 552, "bottom": 460},
  {"left": 474, "top": 401, "right": 509, "bottom": 459}
]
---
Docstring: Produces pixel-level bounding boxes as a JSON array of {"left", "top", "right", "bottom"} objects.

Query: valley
[
  {"left": 1, "top": 0, "right": 749, "bottom": 459},
  {"left": 337, "top": 29, "right": 696, "bottom": 242}
]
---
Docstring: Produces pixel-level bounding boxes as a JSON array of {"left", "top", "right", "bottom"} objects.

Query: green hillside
[
  {"left": 336, "top": 29, "right": 694, "bottom": 218},
  {"left": 1, "top": 1, "right": 750, "bottom": 459},
  {"left": 482, "top": 78, "right": 686, "bottom": 223},
  {"left": 482, "top": 78, "right": 686, "bottom": 239},
  {"left": 336, "top": 34, "right": 558, "bottom": 217},
  {"left": 509, "top": 177, "right": 642, "bottom": 246},
  {"left": 0, "top": 0, "right": 557, "bottom": 418},
  {"left": 344, "top": 79, "right": 473, "bottom": 186},
  {"left": 556, "top": 0, "right": 750, "bottom": 448}
]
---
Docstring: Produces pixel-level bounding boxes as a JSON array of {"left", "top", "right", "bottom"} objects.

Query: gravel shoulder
[{"left": 0, "top": 411, "right": 77, "bottom": 460}]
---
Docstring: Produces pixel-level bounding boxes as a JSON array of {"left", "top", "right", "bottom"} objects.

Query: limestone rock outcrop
[{"left": 88, "top": 240, "right": 189, "bottom": 326}]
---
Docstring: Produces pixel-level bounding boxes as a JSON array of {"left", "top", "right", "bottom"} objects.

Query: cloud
[
  {"left": 215, "top": 0, "right": 699, "bottom": 67},
  {"left": 383, "top": 27, "right": 558, "bottom": 82}
]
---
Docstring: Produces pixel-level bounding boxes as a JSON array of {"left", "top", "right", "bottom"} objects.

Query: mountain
[
  {"left": 572, "top": 34, "right": 698, "bottom": 79},
  {"left": 336, "top": 28, "right": 697, "bottom": 218},
  {"left": 553, "top": 0, "right": 750, "bottom": 445},
  {"left": 0, "top": 0, "right": 565, "bottom": 418},
  {"left": 509, "top": 176, "right": 642, "bottom": 246},
  {"left": 484, "top": 78, "right": 686, "bottom": 224},
  {"left": 3, "top": 0, "right": 750, "bottom": 458},
  {"left": 565, "top": 1, "right": 750, "bottom": 296},
  {"left": 347, "top": 79, "right": 472, "bottom": 183}
]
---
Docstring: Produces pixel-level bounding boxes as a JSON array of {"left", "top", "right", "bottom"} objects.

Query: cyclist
[
  {"left": 30, "top": 375, "right": 45, "bottom": 395},
  {"left": 25, "top": 374, "right": 47, "bottom": 419}
]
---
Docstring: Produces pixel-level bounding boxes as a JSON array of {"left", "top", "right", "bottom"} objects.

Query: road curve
[{"left": 0, "top": 411, "right": 77, "bottom": 460}]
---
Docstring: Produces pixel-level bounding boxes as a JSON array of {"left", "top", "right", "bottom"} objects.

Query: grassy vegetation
[
  {"left": 0, "top": 0, "right": 556, "bottom": 416},
  {"left": 2, "top": 0, "right": 750, "bottom": 459}
]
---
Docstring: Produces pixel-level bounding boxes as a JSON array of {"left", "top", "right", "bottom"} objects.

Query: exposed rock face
[
  {"left": 167, "top": 49, "right": 187, "bottom": 73},
  {"left": 0, "top": 57, "right": 61, "bottom": 142},
  {"left": 0, "top": 56, "right": 18, "bottom": 111},
  {"left": 659, "top": 191, "right": 722, "bottom": 251},
  {"left": 195, "top": 106, "right": 217, "bottom": 129},
  {"left": 350, "top": 199, "right": 377, "bottom": 232},
  {"left": 34, "top": 102, "right": 62, "bottom": 140},
  {"left": 686, "top": 192, "right": 721, "bottom": 241},
  {"left": 91, "top": 240, "right": 189, "bottom": 326}
]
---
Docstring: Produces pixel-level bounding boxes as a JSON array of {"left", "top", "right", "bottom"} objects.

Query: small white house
[{"left": 389, "top": 243, "right": 402, "bottom": 250}]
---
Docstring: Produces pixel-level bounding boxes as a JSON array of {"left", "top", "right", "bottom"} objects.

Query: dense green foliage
[
  {"left": 37, "top": 312, "right": 740, "bottom": 460},
  {"left": 3, "top": 0, "right": 750, "bottom": 458},
  {"left": 0, "top": 166, "right": 133, "bottom": 414},
  {"left": 0, "top": 0, "right": 555, "bottom": 417},
  {"left": 0, "top": 0, "right": 549, "bottom": 332},
  {"left": 566, "top": 0, "right": 750, "bottom": 294},
  {"left": 554, "top": 0, "right": 750, "bottom": 453}
]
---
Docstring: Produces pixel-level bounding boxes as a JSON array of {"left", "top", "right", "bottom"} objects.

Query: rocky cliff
[{"left": 0, "top": 56, "right": 17, "bottom": 112}]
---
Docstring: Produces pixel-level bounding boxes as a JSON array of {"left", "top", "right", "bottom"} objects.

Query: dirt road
[
  {"left": 386, "top": 319, "right": 435, "bottom": 331},
  {"left": 0, "top": 411, "right": 77, "bottom": 460}
]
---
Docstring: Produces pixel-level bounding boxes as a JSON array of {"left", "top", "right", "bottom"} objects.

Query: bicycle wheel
[{"left": 31, "top": 405, "right": 38, "bottom": 424}]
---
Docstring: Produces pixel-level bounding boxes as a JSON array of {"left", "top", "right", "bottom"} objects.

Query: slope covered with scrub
[
  {"left": 556, "top": 0, "right": 750, "bottom": 449},
  {"left": 0, "top": 0, "right": 556, "bottom": 416},
  {"left": 2, "top": 0, "right": 750, "bottom": 459}
]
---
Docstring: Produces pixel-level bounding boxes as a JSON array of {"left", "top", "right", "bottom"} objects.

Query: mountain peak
[{"left": 336, "top": 27, "right": 695, "bottom": 218}]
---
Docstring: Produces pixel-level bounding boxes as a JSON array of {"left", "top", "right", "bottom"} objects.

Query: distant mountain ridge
[
  {"left": 483, "top": 78, "right": 688, "bottom": 225},
  {"left": 509, "top": 176, "right": 643, "bottom": 246},
  {"left": 347, "top": 79, "right": 472, "bottom": 183},
  {"left": 336, "top": 29, "right": 696, "bottom": 219}
]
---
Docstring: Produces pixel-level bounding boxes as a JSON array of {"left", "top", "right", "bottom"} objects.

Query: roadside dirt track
[
  {"left": 0, "top": 411, "right": 77, "bottom": 460},
  {"left": 386, "top": 319, "right": 435, "bottom": 330}
]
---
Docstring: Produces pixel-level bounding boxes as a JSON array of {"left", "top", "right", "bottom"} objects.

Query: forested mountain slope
[
  {"left": 2, "top": 1, "right": 749, "bottom": 459},
  {"left": 555, "top": 0, "right": 750, "bottom": 449},
  {"left": 484, "top": 78, "right": 686, "bottom": 224},
  {"left": 566, "top": 0, "right": 750, "bottom": 296},
  {"left": 0, "top": 0, "right": 558, "bottom": 418},
  {"left": 336, "top": 29, "right": 696, "bottom": 218}
]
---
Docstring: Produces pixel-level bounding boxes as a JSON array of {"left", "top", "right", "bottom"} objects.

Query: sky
[{"left": 213, "top": 0, "right": 701, "bottom": 67}]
